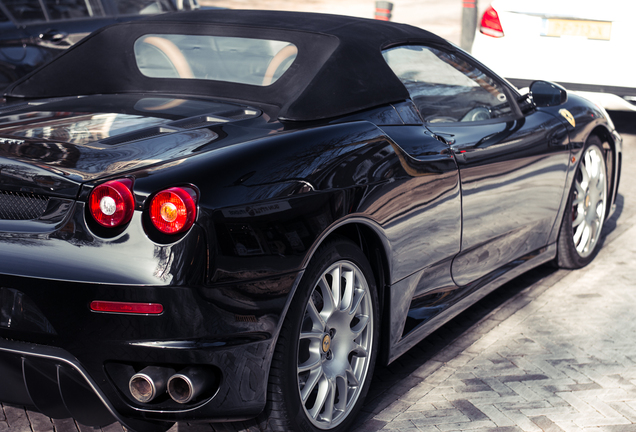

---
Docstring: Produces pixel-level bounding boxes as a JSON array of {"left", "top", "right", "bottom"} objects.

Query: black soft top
[{"left": 5, "top": 10, "right": 453, "bottom": 122}]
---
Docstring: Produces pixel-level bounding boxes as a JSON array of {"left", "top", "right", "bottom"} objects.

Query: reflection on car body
[{"left": 0, "top": 9, "right": 622, "bottom": 432}]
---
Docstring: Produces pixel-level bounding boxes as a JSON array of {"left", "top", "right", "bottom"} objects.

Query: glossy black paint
[
  {"left": 0, "top": 14, "right": 623, "bottom": 432},
  {"left": 428, "top": 111, "right": 570, "bottom": 286}
]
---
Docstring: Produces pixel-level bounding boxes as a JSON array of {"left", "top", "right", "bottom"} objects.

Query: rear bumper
[
  {"left": 0, "top": 268, "right": 302, "bottom": 430},
  {"left": 0, "top": 334, "right": 274, "bottom": 431},
  {"left": 0, "top": 339, "right": 123, "bottom": 428}
]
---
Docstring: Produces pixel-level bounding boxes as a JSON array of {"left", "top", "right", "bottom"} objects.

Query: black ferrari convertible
[{"left": 0, "top": 9, "right": 621, "bottom": 432}]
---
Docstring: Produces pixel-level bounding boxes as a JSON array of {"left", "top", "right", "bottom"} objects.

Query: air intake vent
[
  {"left": 100, "top": 126, "right": 179, "bottom": 146},
  {"left": 0, "top": 190, "right": 49, "bottom": 220},
  {"left": 170, "top": 115, "right": 228, "bottom": 130}
]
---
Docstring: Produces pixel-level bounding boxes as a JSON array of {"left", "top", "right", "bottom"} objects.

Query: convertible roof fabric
[{"left": 5, "top": 10, "right": 453, "bottom": 122}]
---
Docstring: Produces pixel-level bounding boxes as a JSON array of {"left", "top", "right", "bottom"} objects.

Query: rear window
[{"left": 134, "top": 34, "right": 298, "bottom": 86}]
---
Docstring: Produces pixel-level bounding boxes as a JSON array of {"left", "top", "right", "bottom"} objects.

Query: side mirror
[{"left": 530, "top": 81, "right": 567, "bottom": 107}]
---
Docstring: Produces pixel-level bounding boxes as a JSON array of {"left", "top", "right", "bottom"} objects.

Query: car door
[{"left": 383, "top": 45, "right": 570, "bottom": 287}]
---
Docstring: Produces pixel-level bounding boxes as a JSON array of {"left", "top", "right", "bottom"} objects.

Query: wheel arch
[
  {"left": 590, "top": 124, "right": 620, "bottom": 219},
  {"left": 555, "top": 131, "right": 613, "bottom": 268},
  {"left": 298, "top": 218, "right": 394, "bottom": 365},
  {"left": 259, "top": 222, "right": 389, "bottom": 431}
]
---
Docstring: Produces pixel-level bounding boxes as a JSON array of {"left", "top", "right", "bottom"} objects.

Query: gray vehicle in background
[{"left": 0, "top": 0, "right": 199, "bottom": 90}]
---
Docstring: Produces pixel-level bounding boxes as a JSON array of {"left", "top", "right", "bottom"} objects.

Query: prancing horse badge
[{"left": 559, "top": 109, "right": 576, "bottom": 127}]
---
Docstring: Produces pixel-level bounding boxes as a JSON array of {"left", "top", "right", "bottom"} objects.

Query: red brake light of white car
[
  {"left": 149, "top": 187, "right": 197, "bottom": 235},
  {"left": 480, "top": 6, "right": 504, "bottom": 38},
  {"left": 89, "top": 179, "right": 135, "bottom": 227}
]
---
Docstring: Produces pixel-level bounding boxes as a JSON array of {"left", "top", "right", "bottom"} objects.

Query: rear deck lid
[{"left": 0, "top": 94, "right": 261, "bottom": 198}]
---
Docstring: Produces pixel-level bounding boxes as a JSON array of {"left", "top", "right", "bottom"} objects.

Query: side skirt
[{"left": 387, "top": 243, "right": 557, "bottom": 364}]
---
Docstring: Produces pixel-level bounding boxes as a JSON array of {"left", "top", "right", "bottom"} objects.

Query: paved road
[{"left": 2, "top": 114, "right": 635, "bottom": 432}]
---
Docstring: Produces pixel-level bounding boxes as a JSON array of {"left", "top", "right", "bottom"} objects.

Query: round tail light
[
  {"left": 149, "top": 187, "right": 197, "bottom": 235},
  {"left": 89, "top": 179, "right": 135, "bottom": 227}
]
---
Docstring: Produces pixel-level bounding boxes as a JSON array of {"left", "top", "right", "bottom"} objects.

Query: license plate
[{"left": 541, "top": 19, "right": 612, "bottom": 41}]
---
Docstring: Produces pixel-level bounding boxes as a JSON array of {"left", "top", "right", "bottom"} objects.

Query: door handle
[
  {"left": 39, "top": 30, "right": 68, "bottom": 43},
  {"left": 432, "top": 133, "right": 456, "bottom": 145}
]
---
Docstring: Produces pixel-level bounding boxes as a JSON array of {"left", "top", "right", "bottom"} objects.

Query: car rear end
[
  {"left": 471, "top": 0, "right": 636, "bottom": 111},
  {"left": 0, "top": 96, "right": 287, "bottom": 431}
]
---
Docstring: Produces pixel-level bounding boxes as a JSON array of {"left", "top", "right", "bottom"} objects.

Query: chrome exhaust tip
[
  {"left": 129, "top": 366, "right": 174, "bottom": 403},
  {"left": 167, "top": 366, "right": 214, "bottom": 404}
]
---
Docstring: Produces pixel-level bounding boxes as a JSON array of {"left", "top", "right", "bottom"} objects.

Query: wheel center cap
[{"left": 322, "top": 334, "right": 331, "bottom": 353}]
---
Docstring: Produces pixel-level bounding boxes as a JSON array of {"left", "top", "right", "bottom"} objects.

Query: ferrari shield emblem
[
  {"left": 322, "top": 334, "right": 331, "bottom": 353},
  {"left": 559, "top": 109, "right": 576, "bottom": 127}
]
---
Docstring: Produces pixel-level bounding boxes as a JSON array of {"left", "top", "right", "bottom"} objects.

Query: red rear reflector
[
  {"left": 89, "top": 179, "right": 135, "bottom": 227},
  {"left": 90, "top": 301, "right": 163, "bottom": 315},
  {"left": 149, "top": 187, "right": 197, "bottom": 234},
  {"left": 480, "top": 5, "right": 504, "bottom": 38}
]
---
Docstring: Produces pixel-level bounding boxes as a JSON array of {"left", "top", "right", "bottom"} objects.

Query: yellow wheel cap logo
[
  {"left": 559, "top": 109, "right": 576, "bottom": 127},
  {"left": 322, "top": 334, "right": 331, "bottom": 353}
]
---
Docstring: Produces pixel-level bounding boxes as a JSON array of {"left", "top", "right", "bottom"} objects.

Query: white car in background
[{"left": 472, "top": 0, "right": 636, "bottom": 111}]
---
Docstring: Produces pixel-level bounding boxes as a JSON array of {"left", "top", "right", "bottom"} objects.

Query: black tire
[
  {"left": 556, "top": 135, "right": 608, "bottom": 269},
  {"left": 225, "top": 237, "right": 380, "bottom": 432}
]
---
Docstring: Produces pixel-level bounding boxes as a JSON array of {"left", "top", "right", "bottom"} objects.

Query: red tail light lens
[
  {"left": 90, "top": 300, "right": 163, "bottom": 315},
  {"left": 149, "top": 187, "right": 197, "bottom": 234},
  {"left": 480, "top": 5, "right": 504, "bottom": 38},
  {"left": 89, "top": 179, "right": 134, "bottom": 227}
]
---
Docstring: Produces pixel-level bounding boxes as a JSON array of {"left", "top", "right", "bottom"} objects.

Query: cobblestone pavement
[{"left": 352, "top": 219, "right": 636, "bottom": 432}]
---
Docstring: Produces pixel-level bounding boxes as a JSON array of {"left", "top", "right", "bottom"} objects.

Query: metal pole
[
  {"left": 375, "top": 1, "right": 393, "bottom": 21},
  {"left": 460, "top": 0, "right": 478, "bottom": 52}
]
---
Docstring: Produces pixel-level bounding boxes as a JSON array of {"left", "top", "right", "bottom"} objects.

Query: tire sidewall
[{"left": 557, "top": 137, "right": 607, "bottom": 268}]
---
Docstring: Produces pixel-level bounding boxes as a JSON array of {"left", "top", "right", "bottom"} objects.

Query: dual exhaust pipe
[{"left": 129, "top": 366, "right": 215, "bottom": 404}]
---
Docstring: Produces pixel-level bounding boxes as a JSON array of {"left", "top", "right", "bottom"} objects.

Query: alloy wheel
[
  {"left": 297, "top": 260, "right": 374, "bottom": 429},
  {"left": 571, "top": 145, "right": 607, "bottom": 258}
]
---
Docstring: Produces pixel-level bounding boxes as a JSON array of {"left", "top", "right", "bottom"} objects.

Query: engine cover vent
[{"left": 0, "top": 190, "right": 49, "bottom": 220}]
